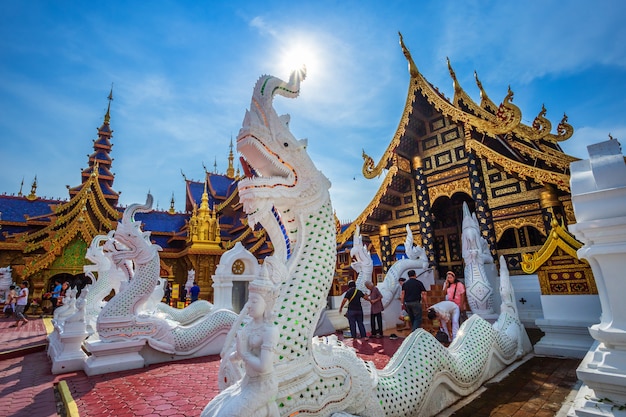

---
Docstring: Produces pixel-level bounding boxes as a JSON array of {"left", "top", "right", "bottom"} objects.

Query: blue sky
[{"left": 1, "top": 1, "right": 625, "bottom": 222}]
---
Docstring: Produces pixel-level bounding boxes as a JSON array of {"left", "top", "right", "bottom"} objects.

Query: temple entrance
[{"left": 431, "top": 192, "right": 474, "bottom": 280}]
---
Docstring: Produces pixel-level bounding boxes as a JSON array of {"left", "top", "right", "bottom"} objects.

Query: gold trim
[
  {"left": 428, "top": 177, "right": 471, "bottom": 203},
  {"left": 494, "top": 214, "right": 545, "bottom": 243},
  {"left": 520, "top": 219, "right": 583, "bottom": 273},
  {"left": 466, "top": 139, "right": 571, "bottom": 192},
  {"left": 337, "top": 167, "right": 398, "bottom": 244}
]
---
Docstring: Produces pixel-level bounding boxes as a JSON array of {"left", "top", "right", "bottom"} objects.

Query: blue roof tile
[{"left": 0, "top": 196, "right": 57, "bottom": 223}]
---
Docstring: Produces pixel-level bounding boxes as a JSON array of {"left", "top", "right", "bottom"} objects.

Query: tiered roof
[{"left": 338, "top": 33, "right": 579, "bottom": 244}]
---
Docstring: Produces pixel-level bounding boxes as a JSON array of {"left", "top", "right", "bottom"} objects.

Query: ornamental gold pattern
[
  {"left": 495, "top": 214, "right": 545, "bottom": 243},
  {"left": 427, "top": 178, "right": 471, "bottom": 204},
  {"left": 466, "top": 139, "right": 571, "bottom": 192}
]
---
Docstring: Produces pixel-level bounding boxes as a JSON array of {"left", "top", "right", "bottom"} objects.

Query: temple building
[
  {"left": 0, "top": 36, "right": 598, "bottom": 319},
  {"left": 334, "top": 34, "right": 595, "bottom": 299},
  {"left": 0, "top": 92, "right": 271, "bottom": 304}
]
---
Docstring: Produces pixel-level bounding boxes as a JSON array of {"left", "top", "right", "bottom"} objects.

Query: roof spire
[
  {"left": 104, "top": 85, "right": 113, "bottom": 125},
  {"left": 213, "top": 157, "right": 218, "bottom": 174},
  {"left": 169, "top": 192, "right": 176, "bottom": 214},
  {"left": 226, "top": 135, "right": 235, "bottom": 179},
  {"left": 18, "top": 177, "right": 24, "bottom": 197},
  {"left": 27, "top": 176, "right": 38, "bottom": 201}
]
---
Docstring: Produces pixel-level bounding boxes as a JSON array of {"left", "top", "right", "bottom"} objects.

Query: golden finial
[
  {"left": 447, "top": 57, "right": 460, "bottom": 92},
  {"left": 27, "top": 176, "right": 38, "bottom": 201},
  {"left": 398, "top": 32, "right": 418, "bottom": 78},
  {"left": 169, "top": 192, "right": 175, "bottom": 214},
  {"left": 226, "top": 136, "right": 235, "bottom": 179}
]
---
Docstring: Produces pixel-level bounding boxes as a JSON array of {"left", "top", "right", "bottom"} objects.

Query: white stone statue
[
  {"left": 461, "top": 202, "right": 495, "bottom": 315},
  {"left": 83, "top": 232, "right": 129, "bottom": 334},
  {"left": 0, "top": 266, "right": 12, "bottom": 303},
  {"left": 185, "top": 269, "right": 195, "bottom": 298},
  {"left": 94, "top": 195, "right": 237, "bottom": 356},
  {"left": 203, "top": 263, "right": 280, "bottom": 417},
  {"left": 203, "top": 68, "right": 530, "bottom": 417},
  {"left": 350, "top": 225, "right": 372, "bottom": 293}
]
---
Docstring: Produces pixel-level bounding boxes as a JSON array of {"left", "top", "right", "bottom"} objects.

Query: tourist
[
  {"left": 428, "top": 300, "right": 461, "bottom": 343},
  {"left": 50, "top": 279, "right": 62, "bottom": 313},
  {"left": 365, "top": 281, "right": 384, "bottom": 338},
  {"left": 57, "top": 281, "right": 69, "bottom": 307},
  {"left": 10, "top": 281, "right": 29, "bottom": 328},
  {"left": 201, "top": 272, "right": 280, "bottom": 416},
  {"left": 190, "top": 281, "right": 200, "bottom": 303},
  {"left": 164, "top": 282, "right": 172, "bottom": 305},
  {"left": 400, "top": 269, "right": 428, "bottom": 332},
  {"left": 3, "top": 285, "right": 16, "bottom": 317},
  {"left": 339, "top": 281, "right": 369, "bottom": 339},
  {"left": 443, "top": 271, "right": 467, "bottom": 313}
]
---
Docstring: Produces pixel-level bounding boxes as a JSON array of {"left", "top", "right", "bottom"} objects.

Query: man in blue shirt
[{"left": 190, "top": 282, "right": 201, "bottom": 303}]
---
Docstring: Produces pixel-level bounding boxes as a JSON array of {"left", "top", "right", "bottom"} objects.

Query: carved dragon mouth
[{"left": 237, "top": 134, "right": 297, "bottom": 190}]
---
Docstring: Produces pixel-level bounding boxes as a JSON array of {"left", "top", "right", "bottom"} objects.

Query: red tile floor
[{"left": 0, "top": 316, "right": 580, "bottom": 417}]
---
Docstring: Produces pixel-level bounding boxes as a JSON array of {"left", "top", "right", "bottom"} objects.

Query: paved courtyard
[{"left": 0, "top": 316, "right": 580, "bottom": 417}]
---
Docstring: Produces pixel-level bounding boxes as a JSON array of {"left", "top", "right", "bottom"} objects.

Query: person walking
[
  {"left": 11, "top": 281, "right": 29, "bottom": 328},
  {"left": 365, "top": 281, "right": 384, "bottom": 338},
  {"left": 400, "top": 270, "right": 428, "bottom": 332},
  {"left": 339, "top": 281, "right": 369, "bottom": 339}
]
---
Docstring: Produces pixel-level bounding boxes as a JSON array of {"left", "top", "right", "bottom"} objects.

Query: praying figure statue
[{"left": 201, "top": 265, "right": 280, "bottom": 417}]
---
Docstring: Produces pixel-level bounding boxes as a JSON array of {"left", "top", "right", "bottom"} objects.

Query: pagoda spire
[
  {"left": 26, "top": 176, "right": 37, "bottom": 201},
  {"left": 226, "top": 136, "right": 235, "bottom": 179},
  {"left": 68, "top": 88, "right": 119, "bottom": 206},
  {"left": 169, "top": 192, "right": 176, "bottom": 214}
]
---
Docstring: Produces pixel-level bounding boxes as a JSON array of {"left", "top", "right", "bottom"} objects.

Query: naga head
[
  {"left": 350, "top": 225, "right": 372, "bottom": 273},
  {"left": 85, "top": 232, "right": 114, "bottom": 269},
  {"left": 110, "top": 194, "right": 161, "bottom": 266},
  {"left": 237, "top": 68, "right": 331, "bottom": 226}
]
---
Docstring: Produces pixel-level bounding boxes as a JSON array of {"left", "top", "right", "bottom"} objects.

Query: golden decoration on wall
[
  {"left": 494, "top": 214, "right": 545, "bottom": 243},
  {"left": 231, "top": 259, "right": 245, "bottom": 275},
  {"left": 428, "top": 178, "right": 471, "bottom": 203},
  {"left": 520, "top": 218, "right": 596, "bottom": 295}
]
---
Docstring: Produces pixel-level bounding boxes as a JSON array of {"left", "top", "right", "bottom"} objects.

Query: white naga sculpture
[
  {"left": 351, "top": 225, "right": 431, "bottom": 331},
  {"left": 461, "top": 202, "right": 496, "bottom": 316},
  {"left": 205, "top": 69, "right": 530, "bottom": 416},
  {"left": 95, "top": 195, "right": 237, "bottom": 356},
  {"left": 82, "top": 232, "right": 129, "bottom": 334},
  {"left": 0, "top": 266, "right": 13, "bottom": 303},
  {"left": 350, "top": 225, "right": 373, "bottom": 293},
  {"left": 185, "top": 269, "right": 195, "bottom": 298}
]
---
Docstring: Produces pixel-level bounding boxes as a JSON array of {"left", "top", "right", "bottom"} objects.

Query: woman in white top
[
  {"left": 428, "top": 300, "right": 460, "bottom": 342},
  {"left": 11, "top": 281, "right": 29, "bottom": 328}
]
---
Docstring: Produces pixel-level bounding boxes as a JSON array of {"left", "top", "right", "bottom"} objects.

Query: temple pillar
[
  {"left": 540, "top": 184, "right": 565, "bottom": 231},
  {"left": 412, "top": 156, "right": 436, "bottom": 266},
  {"left": 567, "top": 139, "right": 626, "bottom": 416},
  {"left": 467, "top": 151, "right": 497, "bottom": 259},
  {"left": 379, "top": 224, "right": 393, "bottom": 275}
]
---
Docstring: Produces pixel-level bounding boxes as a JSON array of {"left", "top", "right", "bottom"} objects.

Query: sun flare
[{"left": 279, "top": 38, "right": 321, "bottom": 77}]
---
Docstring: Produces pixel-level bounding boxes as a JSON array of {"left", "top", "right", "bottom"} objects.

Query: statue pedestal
[
  {"left": 83, "top": 338, "right": 146, "bottom": 376},
  {"left": 534, "top": 295, "right": 600, "bottom": 359},
  {"left": 48, "top": 321, "right": 89, "bottom": 374},
  {"left": 566, "top": 139, "right": 626, "bottom": 416}
]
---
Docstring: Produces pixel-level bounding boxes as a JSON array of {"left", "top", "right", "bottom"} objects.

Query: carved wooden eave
[
  {"left": 520, "top": 218, "right": 582, "bottom": 273},
  {"left": 337, "top": 166, "right": 398, "bottom": 245},
  {"left": 18, "top": 171, "right": 120, "bottom": 279}
]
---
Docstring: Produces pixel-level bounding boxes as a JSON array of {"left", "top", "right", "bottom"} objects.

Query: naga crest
[
  {"left": 237, "top": 67, "right": 331, "bottom": 225},
  {"left": 111, "top": 194, "right": 161, "bottom": 266}
]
